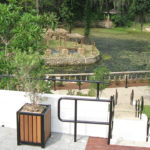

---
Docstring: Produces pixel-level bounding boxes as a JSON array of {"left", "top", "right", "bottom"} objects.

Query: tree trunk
[
  {"left": 36, "top": 0, "right": 39, "bottom": 14},
  {"left": 25, "top": 1, "right": 27, "bottom": 11},
  {"left": 140, "top": 13, "right": 144, "bottom": 32},
  {"left": 68, "top": 23, "right": 71, "bottom": 33}
]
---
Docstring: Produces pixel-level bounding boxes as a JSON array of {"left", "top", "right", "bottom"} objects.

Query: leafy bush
[
  {"left": 67, "top": 89, "right": 75, "bottom": 95},
  {"left": 90, "top": 67, "right": 110, "bottom": 90},
  {"left": 56, "top": 81, "right": 63, "bottom": 87},
  {"left": 88, "top": 88, "right": 96, "bottom": 97},
  {"left": 76, "top": 81, "right": 82, "bottom": 87},
  {"left": 111, "top": 14, "right": 133, "bottom": 27}
]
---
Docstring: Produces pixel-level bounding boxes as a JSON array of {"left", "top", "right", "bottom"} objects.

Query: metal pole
[
  {"left": 108, "top": 96, "right": 112, "bottom": 144},
  {"left": 146, "top": 118, "right": 150, "bottom": 142},
  {"left": 74, "top": 100, "right": 77, "bottom": 142},
  {"left": 125, "top": 75, "right": 128, "bottom": 88},
  {"left": 97, "top": 83, "right": 100, "bottom": 98},
  {"left": 54, "top": 79, "right": 56, "bottom": 91}
]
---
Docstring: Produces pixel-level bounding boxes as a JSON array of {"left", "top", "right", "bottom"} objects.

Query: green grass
[
  {"left": 72, "top": 24, "right": 150, "bottom": 42},
  {"left": 143, "top": 105, "right": 150, "bottom": 118}
]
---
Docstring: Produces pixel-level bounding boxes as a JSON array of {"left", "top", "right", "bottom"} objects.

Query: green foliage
[
  {"left": 112, "top": 14, "right": 133, "bottom": 27},
  {"left": 84, "top": 0, "right": 91, "bottom": 37},
  {"left": 143, "top": 105, "right": 150, "bottom": 118},
  {"left": 0, "top": 2, "right": 22, "bottom": 50},
  {"left": 41, "top": 13, "right": 58, "bottom": 31},
  {"left": 56, "top": 81, "right": 63, "bottom": 87},
  {"left": 10, "top": 12, "right": 44, "bottom": 52},
  {"left": 67, "top": 89, "right": 75, "bottom": 95},
  {"left": 87, "top": 88, "right": 96, "bottom": 97},
  {"left": 76, "top": 81, "right": 82, "bottom": 87},
  {"left": 90, "top": 67, "right": 110, "bottom": 91},
  {"left": 60, "top": 0, "right": 75, "bottom": 33},
  {"left": 11, "top": 49, "right": 50, "bottom": 103},
  {"left": 134, "top": 0, "right": 150, "bottom": 31}
]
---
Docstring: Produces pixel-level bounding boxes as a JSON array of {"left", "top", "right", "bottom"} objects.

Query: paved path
[
  {"left": 86, "top": 137, "right": 150, "bottom": 150},
  {"left": 52, "top": 86, "right": 150, "bottom": 119},
  {"left": 0, "top": 127, "right": 88, "bottom": 150}
]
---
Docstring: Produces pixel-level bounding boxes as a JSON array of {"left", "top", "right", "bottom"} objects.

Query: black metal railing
[
  {"left": 50, "top": 78, "right": 109, "bottom": 98},
  {"left": 114, "top": 89, "right": 118, "bottom": 105},
  {"left": 146, "top": 118, "right": 150, "bottom": 142},
  {"left": 130, "top": 89, "right": 134, "bottom": 105},
  {"left": 58, "top": 96, "right": 114, "bottom": 144},
  {"left": 0, "top": 75, "right": 109, "bottom": 99},
  {"left": 135, "top": 96, "right": 144, "bottom": 119}
]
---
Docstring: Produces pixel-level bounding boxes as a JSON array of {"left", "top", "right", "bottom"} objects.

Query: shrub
[
  {"left": 67, "top": 89, "right": 75, "bottom": 95},
  {"left": 111, "top": 14, "right": 133, "bottom": 27},
  {"left": 56, "top": 81, "right": 63, "bottom": 87},
  {"left": 88, "top": 88, "right": 96, "bottom": 97}
]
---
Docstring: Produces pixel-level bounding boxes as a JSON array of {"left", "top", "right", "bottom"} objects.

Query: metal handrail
[
  {"left": 135, "top": 96, "right": 144, "bottom": 119},
  {"left": 58, "top": 96, "right": 114, "bottom": 144},
  {"left": 0, "top": 75, "right": 109, "bottom": 98},
  {"left": 146, "top": 118, "right": 150, "bottom": 142}
]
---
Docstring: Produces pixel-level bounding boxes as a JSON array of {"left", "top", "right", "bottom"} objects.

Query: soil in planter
[{"left": 21, "top": 103, "right": 46, "bottom": 113}]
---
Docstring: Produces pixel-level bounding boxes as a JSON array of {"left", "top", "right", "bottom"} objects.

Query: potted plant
[{"left": 13, "top": 50, "right": 51, "bottom": 148}]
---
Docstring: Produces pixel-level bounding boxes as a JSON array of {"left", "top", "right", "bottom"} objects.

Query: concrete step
[
  {"left": 114, "top": 111, "right": 138, "bottom": 119},
  {"left": 112, "top": 116, "right": 147, "bottom": 142},
  {"left": 111, "top": 138, "right": 150, "bottom": 148}
]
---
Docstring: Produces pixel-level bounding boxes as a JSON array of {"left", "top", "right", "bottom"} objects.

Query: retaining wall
[{"left": 0, "top": 90, "right": 109, "bottom": 138}]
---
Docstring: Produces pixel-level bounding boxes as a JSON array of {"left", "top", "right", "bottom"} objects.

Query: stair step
[{"left": 111, "top": 138, "right": 150, "bottom": 148}]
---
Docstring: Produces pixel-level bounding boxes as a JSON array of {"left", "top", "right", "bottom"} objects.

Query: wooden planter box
[{"left": 17, "top": 104, "right": 51, "bottom": 148}]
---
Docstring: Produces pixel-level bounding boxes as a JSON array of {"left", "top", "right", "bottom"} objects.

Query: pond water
[{"left": 51, "top": 30, "right": 150, "bottom": 74}]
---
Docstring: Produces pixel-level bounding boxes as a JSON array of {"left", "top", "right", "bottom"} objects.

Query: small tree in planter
[{"left": 13, "top": 49, "right": 51, "bottom": 148}]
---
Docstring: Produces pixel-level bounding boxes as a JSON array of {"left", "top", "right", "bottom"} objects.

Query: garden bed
[{"left": 52, "top": 80, "right": 148, "bottom": 90}]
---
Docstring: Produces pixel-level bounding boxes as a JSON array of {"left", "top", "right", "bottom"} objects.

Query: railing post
[
  {"left": 135, "top": 100, "right": 137, "bottom": 117},
  {"left": 125, "top": 75, "right": 128, "bottom": 88},
  {"left": 108, "top": 96, "right": 113, "bottom": 144},
  {"left": 115, "top": 89, "right": 118, "bottom": 105},
  {"left": 74, "top": 99, "right": 77, "bottom": 142},
  {"left": 137, "top": 100, "right": 140, "bottom": 118},
  {"left": 146, "top": 118, "right": 150, "bottom": 142},
  {"left": 54, "top": 78, "right": 56, "bottom": 91},
  {"left": 97, "top": 83, "right": 100, "bottom": 99},
  {"left": 140, "top": 96, "right": 144, "bottom": 119}
]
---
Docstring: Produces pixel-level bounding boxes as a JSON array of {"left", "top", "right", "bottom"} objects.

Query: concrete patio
[{"left": 0, "top": 127, "right": 88, "bottom": 150}]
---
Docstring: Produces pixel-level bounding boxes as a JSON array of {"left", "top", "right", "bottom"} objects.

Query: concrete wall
[
  {"left": 45, "top": 55, "right": 100, "bottom": 66},
  {"left": 0, "top": 90, "right": 109, "bottom": 138}
]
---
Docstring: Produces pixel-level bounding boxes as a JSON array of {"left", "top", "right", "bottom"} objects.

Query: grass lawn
[{"left": 143, "top": 105, "right": 150, "bottom": 118}]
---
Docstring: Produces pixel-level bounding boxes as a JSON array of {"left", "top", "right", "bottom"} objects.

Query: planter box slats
[
  {"left": 37, "top": 116, "right": 41, "bottom": 143},
  {"left": 29, "top": 115, "right": 33, "bottom": 142},
  {"left": 17, "top": 104, "right": 51, "bottom": 148},
  {"left": 45, "top": 109, "right": 51, "bottom": 141},
  {"left": 33, "top": 116, "right": 37, "bottom": 143},
  {"left": 24, "top": 115, "right": 29, "bottom": 142},
  {"left": 20, "top": 115, "right": 24, "bottom": 141}
]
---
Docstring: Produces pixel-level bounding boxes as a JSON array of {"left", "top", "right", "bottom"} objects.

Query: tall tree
[
  {"left": 0, "top": 2, "right": 21, "bottom": 70},
  {"left": 84, "top": 0, "right": 91, "bottom": 38},
  {"left": 36, "top": 0, "right": 39, "bottom": 14},
  {"left": 60, "top": 0, "right": 75, "bottom": 33},
  {"left": 134, "top": 0, "right": 150, "bottom": 32}
]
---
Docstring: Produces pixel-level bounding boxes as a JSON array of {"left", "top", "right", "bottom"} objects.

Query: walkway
[
  {"left": 86, "top": 137, "right": 150, "bottom": 150},
  {"left": 0, "top": 127, "right": 88, "bottom": 150},
  {"left": 52, "top": 86, "right": 150, "bottom": 119}
]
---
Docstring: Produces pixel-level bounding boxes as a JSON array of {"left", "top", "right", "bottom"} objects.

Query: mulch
[
  {"left": 52, "top": 80, "right": 148, "bottom": 90},
  {"left": 86, "top": 137, "right": 150, "bottom": 150}
]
